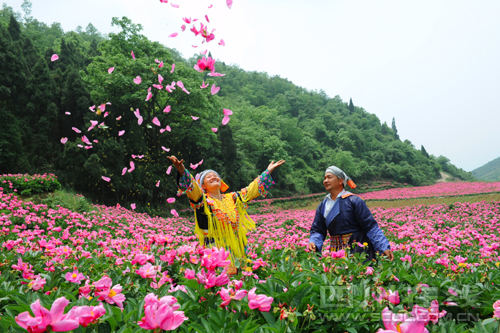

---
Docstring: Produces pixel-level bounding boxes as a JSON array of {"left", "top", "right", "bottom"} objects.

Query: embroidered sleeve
[
  {"left": 241, "top": 170, "right": 276, "bottom": 202},
  {"left": 176, "top": 169, "right": 203, "bottom": 204}
]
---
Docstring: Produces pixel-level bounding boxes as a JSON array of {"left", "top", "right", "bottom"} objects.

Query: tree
[
  {"left": 421, "top": 145, "right": 429, "bottom": 158},
  {"left": 0, "top": 107, "right": 25, "bottom": 173},
  {"left": 348, "top": 98, "right": 354, "bottom": 113},
  {"left": 20, "top": 0, "right": 33, "bottom": 24},
  {"left": 7, "top": 14, "right": 21, "bottom": 41},
  {"left": 391, "top": 117, "right": 400, "bottom": 140}
]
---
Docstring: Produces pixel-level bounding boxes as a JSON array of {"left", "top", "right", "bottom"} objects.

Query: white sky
[{"left": 5, "top": 0, "right": 500, "bottom": 171}]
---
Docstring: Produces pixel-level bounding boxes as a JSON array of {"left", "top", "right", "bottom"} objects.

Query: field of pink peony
[
  {"left": 358, "top": 181, "right": 500, "bottom": 201},
  {"left": 1, "top": 188, "right": 500, "bottom": 332}
]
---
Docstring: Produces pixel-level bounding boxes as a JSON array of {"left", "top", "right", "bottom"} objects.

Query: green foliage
[
  {"left": 472, "top": 156, "right": 500, "bottom": 181},
  {"left": 437, "top": 156, "right": 476, "bottom": 182},
  {"left": 0, "top": 173, "right": 61, "bottom": 194},
  {"left": 40, "top": 189, "right": 93, "bottom": 213}
]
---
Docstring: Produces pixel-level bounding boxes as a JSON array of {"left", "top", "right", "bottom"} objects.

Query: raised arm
[
  {"left": 168, "top": 156, "right": 203, "bottom": 203},
  {"left": 238, "top": 160, "right": 285, "bottom": 202}
]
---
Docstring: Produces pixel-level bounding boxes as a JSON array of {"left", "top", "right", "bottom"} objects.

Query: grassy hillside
[{"left": 472, "top": 156, "right": 500, "bottom": 181}]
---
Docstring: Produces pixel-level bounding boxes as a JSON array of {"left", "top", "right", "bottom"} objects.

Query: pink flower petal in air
[
  {"left": 200, "top": 49, "right": 208, "bottom": 55},
  {"left": 192, "top": 45, "right": 198, "bottom": 48},
  {"left": 211, "top": 84, "right": 220, "bottom": 95},
  {"left": 65, "top": 112, "right": 71, "bottom": 115},
  {"left": 102, "top": 176, "right": 111, "bottom": 182},
  {"left": 167, "top": 198, "right": 175, "bottom": 204},
  {"left": 177, "top": 81, "right": 184, "bottom": 89},
  {"left": 211, "top": 128, "right": 218, "bottom": 133},
  {"left": 131, "top": 203, "right": 136, "bottom": 210},
  {"left": 171, "top": 64, "right": 175, "bottom": 73},
  {"left": 153, "top": 84, "right": 163, "bottom": 90},
  {"left": 128, "top": 161, "right": 135, "bottom": 173},
  {"left": 145, "top": 92, "right": 152, "bottom": 101},
  {"left": 118, "top": 130, "right": 125, "bottom": 136},
  {"left": 208, "top": 4, "right": 213, "bottom": 8},
  {"left": 106, "top": 102, "right": 112, "bottom": 105},
  {"left": 223, "top": 109, "right": 233, "bottom": 116},
  {"left": 156, "top": 180, "right": 160, "bottom": 187},
  {"left": 171, "top": 209, "right": 179, "bottom": 218},
  {"left": 226, "top": 0, "right": 233, "bottom": 9},
  {"left": 116, "top": 116, "right": 122, "bottom": 120},
  {"left": 219, "top": 39, "right": 225, "bottom": 46},
  {"left": 205, "top": 15, "right": 210, "bottom": 23},
  {"left": 103, "top": 112, "right": 109, "bottom": 118},
  {"left": 159, "top": 61, "right": 164, "bottom": 68},
  {"left": 158, "top": 74, "right": 164, "bottom": 84},
  {"left": 191, "top": 116, "right": 199, "bottom": 120},
  {"left": 133, "top": 76, "right": 142, "bottom": 84},
  {"left": 171, "top": 3, "right": 179, "bottom": 8},
  {"left": 122, "top": 167, "right": 127, "bottom": 175},
  {"left": 108, "top": 67, "right": 115, "bottom": 74},
  {"left": 166, "top": 165, "right": 172, "bottom": 174},
  {"left": 51, "top": 54, "right": 59, "bottom": 61},
  {"left": 181, "top": 25, "right": 186, "bottom": 32},
  {"left": 131, "top": 51, "right": 135, "bottom": 60},
  {"left": 163, "top": 105, "right": 171, "bottom": 113},
  {"left": 152, "top": 117, "right": 161, "bottom": 127},
  {"left": 61, "top": 137, "right": 68, "bottom": 144},
  {"left": 134, "top": 108, "right": 141, "bottom": 118},
  {"left": 161, "top": 146, "right": 170, "bottom": 152},
  {"left": 155, "top": 59, "right": 160, "bottom": 63},
  {"left": 169, "top": 32, "right": 178, "bottom": 38},
  {"left": 200, "top": 81, "right": 209, "bottom": 89},
  {"left": 222, "top": 115, "right": 230, "bottom": 125},
  {"left": 77, "top": 144, "right": 83, "bottom": 148},
  {"left": 131, "top": 155, "right": 137, "bottom": 159},
  {"left": 208, "top": 72, "right": 226, "bottom": 77},
  {"left": 138, "top": 116, "right": 143, "bottom": 125},
  {"left": 72, "top": 127, "right": 81, "bottom": 133},
  {"left": 99, "top": 104, "right": 106, "bottom": 112},
  {"left": 166, "top": 125, "right": 171, "bottom": 132},
  {"left": 138, "top": 155, "right": 144, "bottom": 158},
  {"left": 89, "top": 105, "right": 96, "bottom": 112},
  {"left": 85, "top": 146, "right": 93, "bottom": 150}
]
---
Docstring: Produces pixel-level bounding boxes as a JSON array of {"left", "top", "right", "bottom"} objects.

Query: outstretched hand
[
  {"left": 167, "top": 155, "right": 185, "bottom": 175},
  {"left": 267, "top": 160, "right": 285, "bottom": 174}
]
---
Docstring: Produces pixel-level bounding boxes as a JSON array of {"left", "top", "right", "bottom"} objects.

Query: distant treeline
[{"left": 0, "top": 3, "right": 475, "bottom": 213}]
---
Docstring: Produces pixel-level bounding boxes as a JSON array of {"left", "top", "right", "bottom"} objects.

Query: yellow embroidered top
[{"left": 177, "top": 169, "right": 275, "bottom": 260}]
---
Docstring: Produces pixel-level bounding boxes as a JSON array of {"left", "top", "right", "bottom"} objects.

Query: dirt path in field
[{"left": 436, "top": 172, "right": 451, "bottom": 182}]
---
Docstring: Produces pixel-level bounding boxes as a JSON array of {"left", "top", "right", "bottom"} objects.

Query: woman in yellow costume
[{"left": 167, "top": 156, "right": 285, "bottom": 274}]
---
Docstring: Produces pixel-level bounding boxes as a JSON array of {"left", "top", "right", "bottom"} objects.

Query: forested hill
[
  {"left": 472, "top": 156, "right": 500, "bottom": 181},
  {"left": 0, "top": 5, "right": 474, "bottom": 212}
]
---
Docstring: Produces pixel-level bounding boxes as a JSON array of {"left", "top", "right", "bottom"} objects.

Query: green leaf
[{"left": 261, "top": 311, "right": 277, "bottom": 325}]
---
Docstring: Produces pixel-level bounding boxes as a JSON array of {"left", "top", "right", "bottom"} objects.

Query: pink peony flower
[
  {"left": 220, "top": 287, "right": 248, "bottom": 307},
  {"left": 378, "top": 307, "right": 427, "bottom": 333},
  {"left": 247, "top": 287, "right": 273, "bottom": 312},
  {"left": 138, "top": 294, "right": 188, "bottom": 330},
  {"left": 65, "top": 269, "right": 86, "bottom": 284},
  {"left": 136, "top": 263, "right": 159, "bottom": 279},
  {"left": 65, "top": 304, "right": 106, "bottom": 327}
]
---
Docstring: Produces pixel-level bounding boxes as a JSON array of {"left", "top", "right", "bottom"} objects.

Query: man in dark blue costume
[{"left": 308, "top": 166, "right": 394, "bottom": 262}]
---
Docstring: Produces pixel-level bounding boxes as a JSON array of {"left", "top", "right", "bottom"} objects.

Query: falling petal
[
  {"left": 128, "top": 161, "right": 135, "bottom": 173},
  {"left": 223, "top": 109, "right": 233, "bottom": 116},
  {"left": 167, "top": 197, "right": 176, "bottom": 204},
  {"left": 103, "top": 112, "right": 109, "bottom": 118},
  {"left": 108, "top": 67, "right": 115, "bottom": 74},
  {"left": 89, "top": 105, "right": 96, "bottom": 112},
  {"left": 138, "top": 116, "right": 143, "bottom": 125},
  {"left": 208, "top": 72, "right": 226, "bottom": 77},
  {"left": 171, "top": 209, "right": 179, "bottom": 217},
  {"left": 211, "top": 84, "right": 220, "bottom": 95},
  {"left": 133, "top": 76, "right": 142, "bottom": 84},
  {"left": 93, "top": 140, "right": 98, "bottom": 143},
  {"left": 205, "top": 15, "right": 210, "bottom": 23},
  {"left": 145, "top": 92, "right": 152, "bottom": 101},
  {"left": 171, "top": 64, "right": 175, "bottom": 73},
  {"left": 192, "top": 45, "right": 198, "bottom": 48},
  {"left": 118, "top": 130, "right": 125, "bottom": 136},
  {"left": 122, "top": 167, "right": 127, "bottom": 175},
  {"left": 116, "top": 116, "right": 122, "bottom": 120},
  {"left": 158, "top": 74, "right": 164, "bottom": 84},
  {"left": 99, "top": 104, "right": 106, "bottom": 112},
  {"left": 181, "top": 24, "right": 186, "bottom": 32},
  {"left": 72, "top": 127, "right": 81, "bottom": 133},
  {"left": 191, "top": 116, "right": 199, "bottom": 120},
  {"left": 200, "top": 81, "right": 209, "bottom": 89},
  {"left": 163, "top": 105, "right": 171, "bottom": 113},
  {"left": 51, "top": 54, "right": 59, "bottom": 61},
  {"left": 131, "top": 203, "right": 136, "bottom": 210},
  {"left": 226, "top": 0, "right": 233, "bottom": 9},
  {"left": 156, "top": 180, "right": 160, "bottom": 187},
  {"left": 208, "top": 4, "right": 213, "bottom": 8},
  {"left": 77, "top": 144, "right": 83, "bottom": 148},
  {"left": 166, "top": 125, "right": 171, "bottom": 132},
  {"left": 65, "top": 112, "right": 71, "bottom": 115},
  {"left": 171, "top": 2, "right": 179, "bottom": 8},
  {"left": 169, "top": 32, "right": 178, "bottom": 38},
  {"left": 102, "top": 176, "right": 111, "bottom": 182},
  {"left": 211, "top": 128, "right": 218, "bottom": 133},
  {"left": 166, "top": 165, "right": 172, "bottom": 174},
  {"left": 131, "top": 51, "right": 135, "bottom": 60},
  {"left": 161, "top": 146, "right": 170, "bottom": 152},
  {"left": 219, "top": 39, "right": 225, "bottom": 46},
  {"left": 200, "top": 49, "right": 208, "bottom": 55},
  {"left": 222, "top": 115, "right": 230, "bottom": 125},
  {"left": 60, "top": 137, "right": 68, "bottom": 144},
  {"left": 159, "top": 61, "right": 164, "bottom": 68},
  {"left": 152, "top": 117, "right": 161, "bottom": 127}
]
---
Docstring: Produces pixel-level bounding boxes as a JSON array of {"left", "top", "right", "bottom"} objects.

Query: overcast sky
[{"left": 5, "top": 0, "right": 500, "bottom": 171}]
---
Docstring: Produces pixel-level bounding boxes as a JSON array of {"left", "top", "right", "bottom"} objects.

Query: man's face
[
  {"left": 202, "top": 172, "right": 221, "bottom": 192},
  {"left": 323, "top": 173, "right": 343, "bottom": 191}
]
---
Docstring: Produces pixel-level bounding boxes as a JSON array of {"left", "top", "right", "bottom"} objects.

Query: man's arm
[
  {"left": 308, "top": 204, "right": 327, "bottom": 253},
  {"left": 352, "top": 197, "right": 394, "bottom": 260}
]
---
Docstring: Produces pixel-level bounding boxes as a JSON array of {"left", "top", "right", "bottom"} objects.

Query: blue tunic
[{"left": 309, "top": 192, "right": 391, "bottom": 254}]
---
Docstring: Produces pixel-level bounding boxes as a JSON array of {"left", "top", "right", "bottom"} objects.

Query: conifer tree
[
  {"left": 348, "top": 98, "right": 354, "bottom": 112},
  {"left": 7, "top": 14, "right": 21, "bottom": 41},
  {"left": 392, "top": 117, "right": 400, "bottom": 140},
  {"left": 421, "top": 145, "right": 429, "bottom": 158}
]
